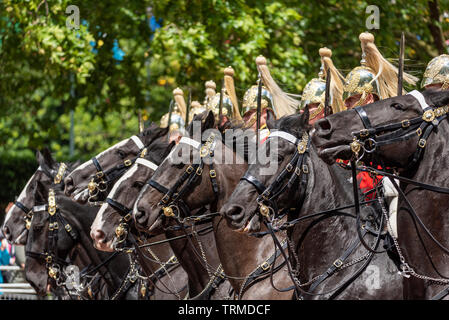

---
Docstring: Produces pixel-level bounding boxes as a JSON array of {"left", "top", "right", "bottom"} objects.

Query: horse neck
[{"left": 57, "top": 197, "right": 125, "bottom": 288}]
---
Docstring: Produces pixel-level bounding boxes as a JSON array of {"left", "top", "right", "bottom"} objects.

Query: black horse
[
  {"left": 222, "top": 110, "right": 403, "bottom": 299},
  {"left": 312, "top": 88, "right": 449, "bottom": 299}
]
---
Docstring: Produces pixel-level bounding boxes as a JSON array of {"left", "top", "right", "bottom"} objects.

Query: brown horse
[
  {"left": 312, "top": 88, "right": 449, "bottom": 299},
  {"left": 133, "top": 110, "right": 294, "bottom": 299},
  {"left": 64, "top": 123, "right": 169, "bottom": 204},
  {"left": 222, "top": 110, "right": 403, "bottom": 299}
]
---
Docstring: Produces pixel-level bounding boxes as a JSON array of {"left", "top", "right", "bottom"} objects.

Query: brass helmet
[
  {"left": 300, "top": 77, "right": 327, "bottom": 119},
  {"left": 188, "top": 100, "right": 206, "bottom": 122},
  {"left": 205, "top": 91, "right": 234, "bottom": 117},
  {"left": 242, "top": 82, "right": 274, "bottom": 114},
  {"left": 203, "top": 80, "right": 216, "bottom": 105},
  {"left": 343, "top": 64, "right": 380, "bottom": 101},
  {"left": 160, "top": 87, "right": 187, "bottom": 133},
  {"left": 422, "top": 54, "right": 449, "bottom": 89}
]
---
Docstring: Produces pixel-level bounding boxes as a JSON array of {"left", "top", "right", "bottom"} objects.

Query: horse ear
[
  {"left": 202, "top": 110, "right": 215, "bottom": 131},
  {"left": 300, "top": 106, "right": 310, "bottom": 128},
  {"left": 41, "top": 147, "right": 56, "bottom": 169},
  {"left": 266, "top": 109, "right": 276, "bottom": 130}
]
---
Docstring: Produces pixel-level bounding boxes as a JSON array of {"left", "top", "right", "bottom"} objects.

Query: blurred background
[{"left": 1, "top": 0, "right": 449, "bottom": 210}]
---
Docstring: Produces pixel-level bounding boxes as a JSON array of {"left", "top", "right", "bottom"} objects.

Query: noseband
[
  {"left": 350, "top": 90, "right": 449, "bottom": 169},
  {"left": 88, "top": 136, "right": 148, "bottom": 205},
  {"left": 146, "top": 134, "right": 219, "bottom": 222},
  {"left": 240, "top": 130, "right": 310, "bottom": 220}
]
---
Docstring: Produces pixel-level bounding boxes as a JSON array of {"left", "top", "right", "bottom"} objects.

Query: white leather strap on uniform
[
  {"left": 179, "top": 137, "right": 201, "bottom": 150},
  {"left": 131, "top": 135, "right": 145, "bottom": 150},
  {"left": 136, "top": 158, "right": 158, "bottom": 171},
  {"left": 268, "top": 131, "right": 299, "bottom": 145},
  {"left": 407, "top": 90, "right": 429, "bottom": 111}
]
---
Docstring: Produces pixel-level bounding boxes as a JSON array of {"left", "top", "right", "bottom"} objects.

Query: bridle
[
  {"left": 240, "top": 130, "right": 310, "bottom": 220},
  {"left": 146, "top": 134, "right": 220, "bottom": 223},
  {"left": 87, "top": 135, "right": 149, "bottom": 205},
  {"left": 15, "top": 163, "right": 68, "bottom": 232},
  {"left": 104, "top": 158, "right": 159, "bottom": 246},
  {"left": 349, "top": 90, "right": 449, "bottom": 169},
  {"left": 25, "top": 188, "right": 79, "bottom": 287}
]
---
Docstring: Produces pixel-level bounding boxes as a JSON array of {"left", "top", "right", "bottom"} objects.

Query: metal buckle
[
  {"left": 418, "top": 138, "right": 427, "bottom": 148},
  {"left": 196, "top": 167, "right": 203, "bottom": 176},
  {"left": 294, "top": 167, "right": 301, "bottom": 176},
  {"left": 209, "top": 169, "right": 217, "bottom": 178},
  {"left": 161, "top": 194, "right": 170, "bottom": 204},
  {"left": 359, "top": 129, "right": 369, "bottom": 138},
  {"left": 200, "top": 146, "right": 209, "bottom": 158},
  {"left": 140, "top": 148, "right": 147, "bottom": 158},
  {"left": 286, "top": 163, "right": 293, "bottom": 172},
  {"left": 124, "top": 159, "right": 132, "bottom": 166},
  {"left": 297, "top": 142, "right": 307, "bottom": 154},
  {"left": 96, "top": 171, "right": 104, "bottom": 179},
  {"left": 65, "top": 224, "right": 72, "bottom": 233},
  {"left": 333, "top": 259, "right": 343, "bottom": 268},
  {"left": 45, "top": 255, "right": 52, "bottom": 264},
  {"left": 401, "top": 119, "right": 410, "bottom": 128},
  {"left": 302, "top": 164, "right": 309, "bottom": 174},
  {"left": 416, "top": 128, "right": 422, "bottom": 136},
  {"left": 260, "top": 261, "right": 270, "bottom": 271},
  {"left": 123, "top": 213, "right": 132, "bottom": 222},
  {"left": 185, "top": 166, "right": 194, "bottom": 174},
  {"left": 53, "top": 222, "right": 59, "bottom": 230},
  {"left": 169, "top": 256, "right": 178, "bottom": 263}
]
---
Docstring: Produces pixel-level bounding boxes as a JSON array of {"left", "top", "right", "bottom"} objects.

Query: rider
[
  {"left": 299, "top": 47, "right": 345, "bottom": 125},
  {"left": 341, "top": 32, "right": 418, "bottom": 199},
  {"left": 422, "top": 54, "right": 449, "bottom": 90},
  {"left": 160, "top": 87, "right": 187, "bottom": 144}
]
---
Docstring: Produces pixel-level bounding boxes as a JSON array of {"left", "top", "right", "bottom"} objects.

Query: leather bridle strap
[
  {"left": 240, "top": 172, "right": 267, "bottom": 194},
  {"left": 106, "top": 198, "right": 132, "bottom": 217},
  {"left": 15, "top": 201, "right": 32, "bottom": 215},
  {"left": 354, "top": 106, "right": 373, "bottom": 131}
]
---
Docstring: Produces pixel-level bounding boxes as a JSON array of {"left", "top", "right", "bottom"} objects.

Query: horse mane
[{"left": 422, "top": 88, "right": 449, "bottom": 107}]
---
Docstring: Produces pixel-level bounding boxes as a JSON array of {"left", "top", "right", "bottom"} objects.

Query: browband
[
  {"left": 136, "top": 158, "right": 158, "bottom": 171},
  {"left": 268, "top": 131, "right": 299, "bottom": 145},
  {"left": 130, "top": 135, "right": 145, "bottom": 150},
  {"left": 407, "top": 90, "right": 429, "bottom": 111},
  {"left": 179, "top": 137, "right": 201, "bottom": 150}
]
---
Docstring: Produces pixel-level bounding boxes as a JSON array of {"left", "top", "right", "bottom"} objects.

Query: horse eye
[
  {"left": 132, "top": 181, "right": 144, "bottom": 188},
  {"left": 391, "top": 103, "right": 405, "bottom": 110},
  {"left": 277, "top": 154, "right": 284, "bottom": 163},
  {"left": 33, "top": 224, "right": 44, "bottom": 232},
  {"left": 117, "top": 150, "right": 126, "bottom": 159}
]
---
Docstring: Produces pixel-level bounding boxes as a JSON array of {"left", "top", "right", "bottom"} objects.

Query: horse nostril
[
  {"left": 315, "top": 118, "right": 332, "bottom": 135},
  {"left": 92, "top": 229, "right": 106, "bottom": 243},
  {"left": 3, "top": 226, "right": 10, "bottom": 239},
  {"left": 224, "top": 205, "right": 246, "bottom": 227},
  {"left": 64, "top": 176, "right": 74, "bottom": 196},
  {"left": 135, "top": 208, "right": 148, "bottom": 226}
]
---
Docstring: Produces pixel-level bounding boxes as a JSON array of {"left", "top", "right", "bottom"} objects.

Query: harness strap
[
  {"left": 408, "top": 90, "right": 430, "bottom": 110},
  {"left": 240, "top": 172, "right": 267, "bottom": 194},
  {"left": 106, "top": 198, "right": 132, "bottom": 217},
  {"left": 355, "top": 106, "right": 373, "bottom": 130},
  {"left": 15, "top": 201, "right": 31, "bottom": 215},
  {"left": 431, "top": 286, "right": 449, "bottom": 300}
]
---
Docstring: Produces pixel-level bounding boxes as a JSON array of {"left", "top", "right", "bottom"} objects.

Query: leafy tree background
[{"left": 0, "top": 0, "right": 448, "bottom": 208}]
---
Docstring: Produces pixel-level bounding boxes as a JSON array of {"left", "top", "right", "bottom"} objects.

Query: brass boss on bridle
[
  {"left": 88, "top": 136, "right": 148, "bottom": 205},
  {"left": 146, "top": 134, "right": 219, "bottom": 223}
]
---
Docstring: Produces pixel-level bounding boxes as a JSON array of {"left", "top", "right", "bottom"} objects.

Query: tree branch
[{"left": 427, "top": 0, "right": 446, "bottom": 54}]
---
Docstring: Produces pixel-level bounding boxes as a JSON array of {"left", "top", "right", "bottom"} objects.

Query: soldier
[
  {"left": 422, "top": 54, "right": 449, "bottom": 90},
  {"left": 160, "top": 87, "right": 187, "bottom": 144},
  {"left": 299, "top": 47, "right": 345, "bottom": 125},
  {"left": 343, "top": 32, "right": 418, "bottom": 110},
  {"left": 205, "top": 66, "right": 242, "bottom": 126},
  {"left": 188, "top": 100, "right": 206, "bottom": 124}
]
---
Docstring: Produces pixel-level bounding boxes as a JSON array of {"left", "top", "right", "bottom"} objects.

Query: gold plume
[{"left": 319, "top": 47, "right": 346, "bottom": 113}]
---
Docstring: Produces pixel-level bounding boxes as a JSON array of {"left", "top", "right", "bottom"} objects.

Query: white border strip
[
  {"left": 136, "top": 158, "right": 158, "bottom": 171},
  {"left": 268, "top": 131, "right": 299, "bottom": 145},
  {"left": 407, "top": 90, "right": 429, "bottom": 111},
  {"left": 131, "top": 135, "right": 145, "bottom": 150},
  {"left": 179, "top": 137, "right": 201, "bottom": 150}
]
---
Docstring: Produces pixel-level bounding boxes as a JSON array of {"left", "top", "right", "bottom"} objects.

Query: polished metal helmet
[
  {"left": 242, "top": 83, "right": 274, "bottom": 114},
  {"left": 188, "top": 101, "right": 206, "bottom": 122},
  {"left": 205, "top": 91, "right": 234, "bottom": 117},
  {"left": 160, "top": 103, "right": 186, "bottom": 133},
  {"left": 300, "top": 77, "right": 327, "bottom": 120},
  {"left": 343, "top": 63, "right": 380, "bottom": 102},
  {"left": 422, "top": 54, "right": 449, "bottom": 89}
]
